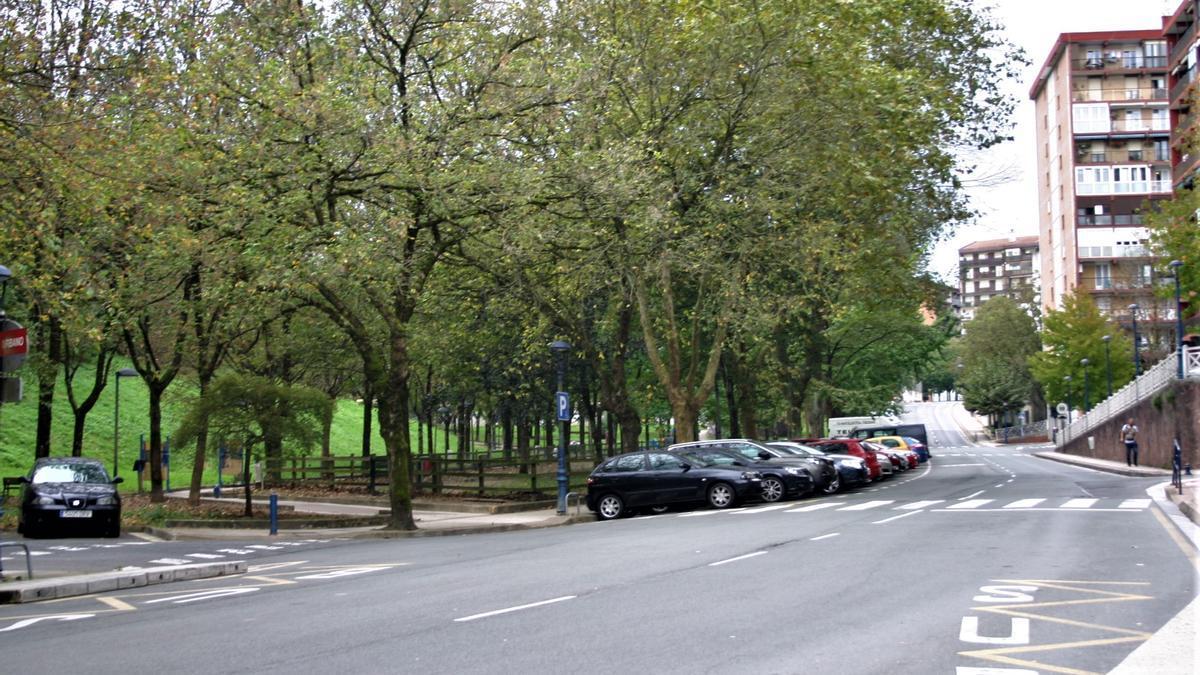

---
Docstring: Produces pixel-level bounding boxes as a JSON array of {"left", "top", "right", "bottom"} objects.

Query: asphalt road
[{"left": 1, "top": 401, "right": 1195, "bottom": 675}]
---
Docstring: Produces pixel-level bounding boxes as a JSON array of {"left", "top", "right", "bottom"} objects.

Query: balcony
[
  {"left": 1071, "top": 87, "right": 1168, "bottom": 103},
  {"left": 1170, "top": 22, "right": 1197, "bottom": 68},
  {"left": 1170, "top": 67, "right": 1197, "bottom": 104},
  {"left": 1072, "top": 55, "right": 1168, "bottom": 71},
  {"left": 1076, "top": 179, "right": 1172, "bottom": 196},
  {"left": 1076, "top": 214, "right": 1145, "bottom": 226},
  {"left": 1074, "top": 150, "right": 1169, "bottom": 164},
  {"left": 1078, "top": 245, "right": 1151, "bottom": 259}
]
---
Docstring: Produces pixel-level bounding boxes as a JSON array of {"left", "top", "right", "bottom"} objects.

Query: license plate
[{"left": 60, "top": 510, "right": 93, "bottom": 518}]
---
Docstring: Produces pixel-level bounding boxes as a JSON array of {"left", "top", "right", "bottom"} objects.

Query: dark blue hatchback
[{"left": 586, "top": 451, "right": 762, "bottom": 520}]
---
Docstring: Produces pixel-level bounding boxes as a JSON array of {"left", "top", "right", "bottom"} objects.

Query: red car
[{"left": 800, "top": 438, "right": 883, "bottom": 482}]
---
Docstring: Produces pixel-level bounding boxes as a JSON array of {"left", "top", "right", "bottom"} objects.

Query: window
[
  {"left": 1094, "top": 263, "right": 1112, "bottom": 289},
  {"left": 1155, "top": 139, "right": 1169, "bottom": 161},
  {"left": 611, "top": 454, "right": 646, "bottom": 472},
  {"left": 648, "top": 453, "right": 686, "bottom": 470}
]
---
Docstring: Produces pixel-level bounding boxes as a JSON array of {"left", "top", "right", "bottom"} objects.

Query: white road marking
[
  {"left": 453, "top": 596, "right": 577, "bottom": 623},
  {"left": 1119, "top": 499, "right": 1152, "bottom": 509},
  {"left": 296, "top": 567, "right": 387, "bottom": 580},
  {"left": 217, "top": 548, "right": 256, "bottom": 555},
  {"left": 810, "top": 533, "right": 840, "bottom": 541},
  {"left": 678, "top": 510, "right": 723, "bottom": 518},
  {"left": 0, "top": 614, "right": 94, "bottom": 633},
  {"left": 145, "top": 588, "right": 259, "bottom": 605},
  {"left": 786, "top": 502, "right": 844, "bottom": 513},
  {"left": 941, "top": 463, "right": 985, "bottom": 467},
  {"left": 245, "top": 545, "right": 284, "bottom": 550},
  {"left": 1003, "top": 499, "right": 1045, "bottom": 509},
  {"left": 185, "top": 553, "right": 225, "bottom": 559},
  {"left": 873, "top": 510, "right": 923, "bottom": 524},
  {"left": 838, "top": 500, "right": 894, "bottom": 511},
  {"left": 902, "top": 497, "right": 945, "bottom": 506},
  {"left": 1061, "top": 498, "right": 1098, "bottom": 509},
  {"left": 708, "top": 551, "right": 768, "bottom": 567},
  {"left": 959, "top": 491, "right": 986, "bottom": 500},
  {"left": 148, "top": 558, "right": 193, "bottom": 565},
  {"left": 947, "top": 499, "right": 993, "bottom": 510},
  {"left": 733, "top": 504, "right": 793, "bottom": 515}
]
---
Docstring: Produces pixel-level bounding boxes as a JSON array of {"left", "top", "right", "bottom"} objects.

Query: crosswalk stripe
[
  {"left": 946, "top": 499, "right": 993, "bottom": 509},
  {"left": 896, "top": 500, "right": 943, "bottom": 510},
  {"left": 185, "top": 553, "right": 225, "bottom": 559},
  {"left": 1119, "top": 499, "right": 1151, "bottom": 509},
  {"left": 786, "top": 502, "right": 844, "bottom": 513},
  {"left": 1003, "top": 499, "right": 1045, "bottom": 509},
  {"left": 1061, "top": 498, "right": 1098, "bottom": 509},
  {"left": 838, "top": 500, "right": 894, "bottom": 511},
  {"left": 734, "top": 504, "right": 793, "bottom": 515}
]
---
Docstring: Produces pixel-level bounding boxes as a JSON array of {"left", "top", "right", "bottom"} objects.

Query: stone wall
[{"left": 1061, "top": 380, "right": 1200, "bottom": 469}]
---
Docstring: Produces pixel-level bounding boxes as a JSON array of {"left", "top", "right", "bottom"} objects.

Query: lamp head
[
  {"left": 549, "top": 340, "right": 571, "bottom": 353},
  {"left": 1102, "top": 334, "right": 1111, "bottom": 343},
  {"left": 1169, "top": 259, "right": 1183, "bottom": 270},
  {"left": 1081, "top": 358, "right": 1089, "bottom": 366}
]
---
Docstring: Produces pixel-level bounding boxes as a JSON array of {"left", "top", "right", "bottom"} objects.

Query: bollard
[{"left": 269, "top": 491, "right": 278, "bottom": 536}]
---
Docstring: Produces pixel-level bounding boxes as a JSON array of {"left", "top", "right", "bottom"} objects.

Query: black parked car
[
  {"left": 669, "top": 445, "right": 814, "bottom": 502},
  {"left": 586, "top": 451, "right": 763, "bottom": 520},
  {"left": 767, "top": 441, "right": 871, "bottom": 491},
  {"left": 670, "top": 439, "right": 839, "bottom": 497},
  {"left": 18, "top": 457, "right": 123, "bottom": 538}
]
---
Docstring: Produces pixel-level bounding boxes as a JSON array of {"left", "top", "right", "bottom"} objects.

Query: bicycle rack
[
  {"left": 565, "top": 491, "right": 585, "bottom": 516},
  {"left": 0, "top": 541, "right": 33, "bottom": 581}
]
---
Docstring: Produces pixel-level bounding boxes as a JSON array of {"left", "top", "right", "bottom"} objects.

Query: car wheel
[
  {"left": 760, "top": 476, "right": 785, "bottom": 503},
  {"left": 707, "top": 482, "right": 736, "bottom": 509},
  {"left": 822, "top": 474, "right": 841, "bottom": 494},
  {"left": 596, "top": 493, "right": 625, "bottom": 520}
]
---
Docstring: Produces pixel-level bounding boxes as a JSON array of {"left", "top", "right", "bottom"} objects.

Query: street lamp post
[
  {"left": 1170, "top": 260, "right": 1184, "bottom": 379},
  {"left": 1128, "top": 303, "right": 1141, "bottom": 377},
  {"left": 1080, "top": 358, "right": 1090, "bottom": 412},
  {"left": 112, "top": 368, "right": 138, "bottom": 477},
  {"left": 550, "top": 340, "right": 571, "bottom": 515},
  {"left": 1063, "top": 375, "right": 1073, "bottom": 417},
  {"left": 0, "top": 264, "right": 10, "bottom": 315},
  {"left": 1101, "top": 334, "right": 1112, "bottom": 399}
]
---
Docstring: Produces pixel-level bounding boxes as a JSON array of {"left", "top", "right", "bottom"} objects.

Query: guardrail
[
  {"left": 1059, "top": 346, "right": 1199, "bottom": 446},
  {"left": 988, "top": 420, "right": 1048, "bottom": 443}
]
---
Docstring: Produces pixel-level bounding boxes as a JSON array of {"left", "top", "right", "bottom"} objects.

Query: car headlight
[
  {"left": 34, "top": 496, "right": 56, "bottom": 505},
  {"left": 844, "top": 458, "right": 864, "bottom": 468},
  {"left": 784, "top": 467, "right": 804, "bottom": 476},
  {"left": 95, "top": 496, "right": 116, "bottom": 506},
  {"left": 742, "top": 471, "right": 762, "bottom": 480}
]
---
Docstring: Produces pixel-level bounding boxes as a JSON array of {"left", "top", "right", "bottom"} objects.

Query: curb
[
  {"left": 339, "top": 513, "right": 594, "bottom": 539},
  {"left": 1163, "top": 483, "right": 1198, "bottom": 524},
  {"left": 0, "top": 561, "right": 246, "bottom": 604},
  {"left": 1032, "top": 451, "right": 1173, "bottom": 478}
]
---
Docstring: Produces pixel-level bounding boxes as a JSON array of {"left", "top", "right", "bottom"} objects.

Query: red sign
[{"left": 0, "top": 327, "right": 27, "bottom": 357}]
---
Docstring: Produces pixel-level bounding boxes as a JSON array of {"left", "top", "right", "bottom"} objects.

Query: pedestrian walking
[{"left": 1120, "top": 418, "right": 1139, "bottom": 466}]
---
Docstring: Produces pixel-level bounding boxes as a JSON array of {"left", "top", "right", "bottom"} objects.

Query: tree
[
  {"left": 1030, "top": 292, "right": 1134, "bottom": 410},
  {"left": 174, "top": 374, "right": 331, "bottom": 517},
  {"left": 959, "top": 297, "right": 1040, "bottom": 425}
]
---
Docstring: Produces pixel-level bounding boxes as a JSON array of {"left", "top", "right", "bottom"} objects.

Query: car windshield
[
  {"left": 902, "top": 436, "right": 922, "bottom": 446},
  {"left": 32, "top": 463, "right": 110, "bottom": 484}
]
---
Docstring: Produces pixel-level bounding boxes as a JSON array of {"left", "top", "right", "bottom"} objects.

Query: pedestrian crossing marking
[
  {"left": 947, "top": 499, "right": 993, "bottom": 509},
  {"left": 733, "top": 504, "right": 793, "bottom": 515},
  {"left": 1118, "top": 499, "right": 1151, "bottom": 509},
  {"left": 897, "top": 500, "right": 943, "bottom": 510},
  {"left": 786, "top": 502, "right": 844, "bottom": 513},
  {"left": 838, "top": 500, "right": 894, "bottom": 511},
  {"left": 1003, "top": 499, "right": 1045, "bottom": 509},
  {"left": 1061, "top": 498, "right": 1098, "bottom": 509}
]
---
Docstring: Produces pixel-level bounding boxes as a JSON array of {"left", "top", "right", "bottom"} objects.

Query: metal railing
[
  {"left": 988, "top": 420, "right": 1048, "bottom": 443},
  {"left": 1059, "top": 346, "right": 1200, "bottom": 446},
  {"left": 1072, "top": 87, "right": 1168, "bottom": 103},
  {"left": 1072, "top": 56, "right": 1168, "bottom": 71}
]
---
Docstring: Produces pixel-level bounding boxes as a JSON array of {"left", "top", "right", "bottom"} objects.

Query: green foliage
[
  {"left": 174, "top": 374, "right": 332, "bottom": 456},
  {"left": 1029, "top": 292, "right": 1134, "bottom": 410},
  {"left": 959, "top": 297, "right": 1040, "bottom": 420}
]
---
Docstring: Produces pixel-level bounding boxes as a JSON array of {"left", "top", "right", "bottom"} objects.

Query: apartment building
[
  {"left": 1166, "top": 1, "right": 1200, "bottom": 188},
  {"left": 1030, "top": 29, "right": 1174, "bottom": 330},
  {"left": 957, "top": 235, "right": 1040, "bottom": 321}
]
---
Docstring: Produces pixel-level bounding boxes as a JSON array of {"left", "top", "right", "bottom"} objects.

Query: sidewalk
[{"left": 1032, "top": 451, "right": 1199, "bottom": 675}]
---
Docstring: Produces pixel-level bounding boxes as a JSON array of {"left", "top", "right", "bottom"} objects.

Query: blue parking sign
[{"left": 556, "top": 391, "right": 570, "bottom": 421}]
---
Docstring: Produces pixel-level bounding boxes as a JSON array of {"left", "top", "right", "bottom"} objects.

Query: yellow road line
[
  {"left": 242, "top": 575, "right": 297, "bottom": 586},
  {"left": 960, "top": 636, "right": 1149, "bottom": 675},
  {"left": 1150, "top": 505, "right": 1200, "bottom": 570},
  {"left": 974, "top": 606, "right": 1152, "bottom": 637},
  {"left": 95, "top": 596, "right": 136, "bottom": 611}
]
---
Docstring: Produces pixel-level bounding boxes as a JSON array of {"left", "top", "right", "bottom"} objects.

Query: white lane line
[
  {"left": 810, "top": 533, "right": 840, "bottom": 541},
  {"left": 1003, "top": 499, "right": 1045, "bottom": 509},
  {"left": 1119, "top": 499, "right": 1152, "bottom": 509},
  {"left": 185, "top": 553, "right": 226, "bottom": 560},
  {"left": 937, "top": 508, "right": 1141, "bottom": 513},
  {"left": 733, "top": 504, "right": 793, "bottom": 515},
  {"left": 454, "top": 596, "right": 577, "bottom": 623},
  {"left": 148, "top": 558, "right": 193, "bottom": 565},
  {"left": 896, "top": 500, "right": 943, "bottom": 510},
  {"left": 873, "top": 510, "right": 923, "bottom": 524},
  {"left": 1061, "top": 498, "right": 1098, "bottom": 509},
  {"left": 941, "top": 463, "right": 985, "bottom": 467},
  {"left": 947, "top": 499, "right": 993, "bottom": 510},
  {"left": 708, "top": 551, "right": 768, "bottom": 567},
  {"left": 838, "top": 500, "right": 895, "bottom": 511},
  {"left": 993, "top": 484, "right": 1004, "bottom": 488},
  {"left": 786, "top": 502, "right": 845, "bottom": 513},
  {"left": 959, "top": 490, "right": 986, "bottom": 500},
  {"left": 678, "top": 510, "right": 723, "bottom": 518}
]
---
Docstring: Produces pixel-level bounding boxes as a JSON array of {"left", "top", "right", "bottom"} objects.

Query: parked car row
[{"left": 586, "top": 436, "right": 928, "bottom": 520}]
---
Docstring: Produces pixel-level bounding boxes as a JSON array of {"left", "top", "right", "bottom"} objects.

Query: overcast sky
[{"left": 931, "top": 0, "right": 1179, "bottom": 282}]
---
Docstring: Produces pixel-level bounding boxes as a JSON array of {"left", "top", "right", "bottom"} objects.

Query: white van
[{"left": 827, "top": 415, "right": 899, "bottom": 438}]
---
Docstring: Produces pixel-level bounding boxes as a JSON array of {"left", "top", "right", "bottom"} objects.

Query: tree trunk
[
  {"left": 361, "top": 388, "right": 373, "bottom": 457},
  {"left": 148, "top": 383, "right": 166, "bottom": 502},
  {"left": 502, "top": 405, "right": 513, "bottom": 460},
  {"left": 34, "top": 318, "right": 62, "bottom": 459},
  {"left": 376, "top": 334, "right": 416, "bottom": 531},
  {"left": 723, "top": 354, "right": 740, "bottom": 438}
]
